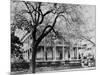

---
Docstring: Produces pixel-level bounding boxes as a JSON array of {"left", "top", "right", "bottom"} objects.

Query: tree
[
  {"left": 11, "top": 31, "right": 23, "bottom": 59},
  {"left": 11, "top": 0, "right": 95, "bottom": 73}
]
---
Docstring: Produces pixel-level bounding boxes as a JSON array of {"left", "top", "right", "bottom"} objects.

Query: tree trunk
[{"left": 30, "top": 45, "right": 37, "bottom": 73}]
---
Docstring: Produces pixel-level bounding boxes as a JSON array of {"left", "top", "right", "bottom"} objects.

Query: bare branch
[
  {"left": 23, "top": 1, "right": 30, "bottom": 12},
  {"left": 23, "top": 1, "right": 36, "bottom": 24},
  {"left": 42, "top": 25, "right": 52, "bottom": 34},
  {"left": 36, "top": 14, "right": 67, "bottom": 45},
  {"left": 43, "top": 9, "right": 53, "bottom": 16},
  {"left": 38, "top": 9, "right": 44, "bottom": 24},
  {"left": 81, "top": 35, "right": 96, "bottom": 46},
  {"left": 51, "top": 14, "right": 67, "bottom": 27},
  {"left": 24, "top": 1, "right": 35, "bottom": 13},
  {"left": 36, "top": 3, "right": 42, "bottom": 23},
  {"left": 37, "top": 2, "right": 42, "bottom": 9}
]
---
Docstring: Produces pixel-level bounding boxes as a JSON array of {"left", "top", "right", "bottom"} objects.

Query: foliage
[
  {"left": 11, "top": 32, "right": 23, "bottom": 58},
  {"left": 11, "top": 61, "right": 29, "bottom": 72}
]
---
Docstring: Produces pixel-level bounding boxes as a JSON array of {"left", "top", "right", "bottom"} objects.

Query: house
[{"left": 21, "top": 32, "right": 81, "bottom": 62}]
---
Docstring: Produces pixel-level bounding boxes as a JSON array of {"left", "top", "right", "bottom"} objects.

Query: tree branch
[
  {"left": 36, "top": 14, "right": 60, "bottom": 45},
  {"left": 43, "top": 9, "right": 53, "bottom": 16},
  {"left": 38, "top": 9, "right": 54, "bottom": 24},
  {"left": 23, "top": 1, "right": 36, "bottom": 24},
  {"left": 42, "top": 25, "right": 52, "bottom": 34},
  {"left": 37, "top": 3, "right": 42, "bottom": 23},
  {"left": 23, "top": 1, "right": 31, "bottom": 12},
  {"left": 24, "top": 1, "right": 35, "bottom": 13},
  {"left": 81, "top": 35, "right": 96, "bottom": 46},
  {"left": 38, "top": 9, "right": 44, "bottom": 24}
]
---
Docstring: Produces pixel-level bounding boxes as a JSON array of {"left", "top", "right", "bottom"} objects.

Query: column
[
  {"left": 68, "top": 46, "right": 71, "bottom": 60},
  {"left": 74, "top": 47, "right": 77, "bottom": 59},
  {"left": 52, "top": 47, "right": 53, "bottom": 60},
  {"left": 43, "top": 46, "right": 46, "bottom": 61},
  {"left": 53, "top": 46, "right": 56, "bottom": 61},
  {"left": 62, "top": 40, "right": 65, "bottom": 60},
  {"left": 43, "top": 38, "right": 46, "bottom": 61},
  {"left": 62, "top": 46, "right": 65, "bottom": 60},
  {"left": 27, "top": 49, "right": 29, "bottom": 60},
  {"left": 77, "top": 43, "right": 79, "bottom": 59}
]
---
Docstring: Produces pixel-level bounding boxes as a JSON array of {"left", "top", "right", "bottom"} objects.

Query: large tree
[{"left": 11, "top": 0, "right": 95, "bottom": 73}]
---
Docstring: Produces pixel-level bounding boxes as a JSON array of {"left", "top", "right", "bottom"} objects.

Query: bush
[{"left": 11, "top": 61, "right": 29, "bottom": 72}]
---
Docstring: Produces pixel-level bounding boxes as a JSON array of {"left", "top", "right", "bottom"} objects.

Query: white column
[
  {"left": 62, "top": 40, "right": 65, "bottom": 60},
  {"left": 68, "top": 46, "right": 71, "bottom": 60},
  {"left": 43, "top": 38, "right": 46, "bottom": 61},
  {"left": 27, "top": 49, "right": 29, "bottom": 60},
  {"left": 62, "top": 46, "right": 65, "bottom": 60},
  {"left": 53, "top": 46, "right": 56, "bottom": 61},
  {"left": 43, "top": 46, "right": 46, "bottom": 61},
  {"left": 77, "top": 43, "right": 79, "bottom": 59}
]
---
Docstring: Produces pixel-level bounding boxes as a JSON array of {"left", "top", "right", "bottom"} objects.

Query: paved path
[{"left": 11, "top": 66, "right": 95, "bottom": 74}]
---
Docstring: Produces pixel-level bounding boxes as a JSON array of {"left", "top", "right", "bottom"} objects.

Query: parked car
[
  {"left": 81, "top": 56, "right": 95, "bottom": 67},
  {"left": 87, "top": 56, "right": 95, "bottom": 67}
]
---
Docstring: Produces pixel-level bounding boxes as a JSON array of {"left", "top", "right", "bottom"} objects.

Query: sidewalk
[{"left": 11, "top": 65, "right": 95, "bottom": 74}]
